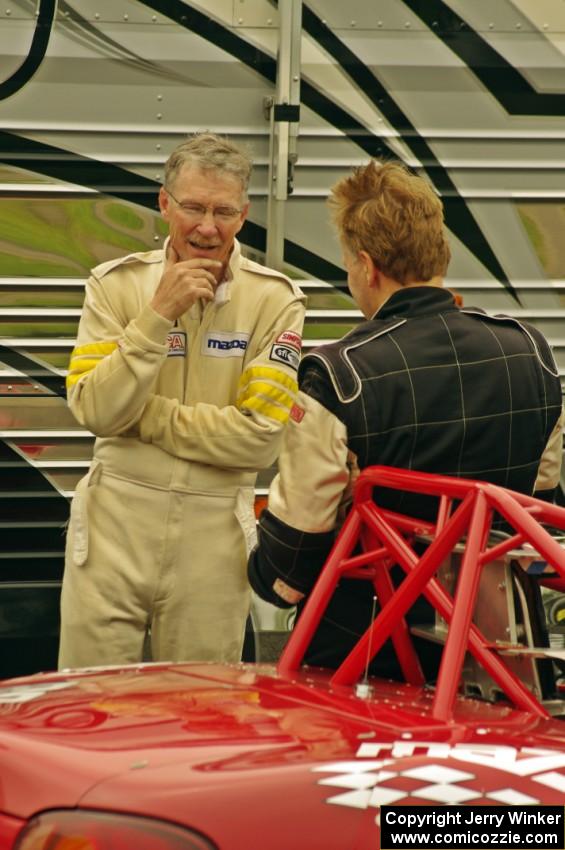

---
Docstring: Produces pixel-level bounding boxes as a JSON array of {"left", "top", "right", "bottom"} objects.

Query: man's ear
[
  {"left": 158, "top": 186, "right": 170, "bottom": 219},
  {"left": 359, "top": 251, "right": 379, "bottom": 288},
  {"left": 234, "top": 201, "right": 250, "bottom": 236}
]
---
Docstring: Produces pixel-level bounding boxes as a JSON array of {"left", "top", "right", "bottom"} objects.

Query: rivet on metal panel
[
  {"left": 377, "top": 21, "right": 383, "bottom": 28},
  {"left": 498, "top": 582, "right": 505, "bottom": 590},
  {"left": 543, "top": 23, "right": 549, "bottom": 30},
  {"left": 489, "top": 22, "right": 494, "bottom": 29},
  {"left": 7, "top": 385, "right": 12, "bottom": 391},
  {"left": 156, "top": 144, "right": 161, "bottom": 150},
  {"left": 156, "top": 113, "right": 162, "bottom": 120},
  {"left": 293, "top": 75, "right": 299, "bottom": 82},
  {"left": 95, "top": 12, "right": 99, "bottom": 19},
  {"left": 404, "top": 21, "right": 411, "bottom": 28},
  {"left": 123, "top": 13, "right": 128, "bottom": 20},
  {"left": 157, "top": 94, "right": 163, "bottom": 101},
  {"left": 154, "top": 235, "right": 160, "bottom": 242},
  {"left": 432, "top": 21, "right": 438, "bottom": 28},
  {"left": 321, "top": 19, "right": 327, "bottom": 25},
  {"left": 5, "top": 8, "right": 11, "bottom": 15},
  {"left": 401, "top": 731, "right": 413, "bottom": 739},
  {"left": 516, "top": 22, "right": 521, "bottom": 29},
  {"left": 351, "top": 20, "right": 356, "bottom": 27},
  {"left": 152, "top": 15, "right": 157, "bottom": 22},
  {"left": 477, "top": 728, "right": 488, "bottom": 735},
  {"left": 238, "top": 18, "right": 243, "bottom": 24},
  {"left": 154, "top": 174, "right": 161, "bottom": 180},
  {"left": 267, "top": 18, "right": 272, "bottom": 25}
]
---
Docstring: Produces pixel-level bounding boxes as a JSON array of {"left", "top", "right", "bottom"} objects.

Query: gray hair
[{"left": 163, "top": 132, "right": 253, "bottom": 199}]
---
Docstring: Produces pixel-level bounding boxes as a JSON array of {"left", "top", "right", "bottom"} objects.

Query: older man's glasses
[{"left": 165, "top": 188, "right": 243, "bottom": 223}]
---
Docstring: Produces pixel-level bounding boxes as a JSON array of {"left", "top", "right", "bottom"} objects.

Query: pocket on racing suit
[
  {"left": 65, "top": 459, "right": 102, "bottom": 567},
  {"left": 234, "top": 486, "right": 257, "bottom": 558}
]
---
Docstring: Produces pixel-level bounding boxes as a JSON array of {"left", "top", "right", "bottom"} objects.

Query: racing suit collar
[
  {"left": 215, "top": 239, "right": 240, "bottom": 305},
  {"left": 372, "top": 285, "right": 456, "bottom": 321}
]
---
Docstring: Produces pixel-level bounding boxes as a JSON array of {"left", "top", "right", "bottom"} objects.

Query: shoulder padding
[
  {"left": 299, "top": 317, "right": 406, "bottom": 403},
  {"left": 92, "top": 249, "right": 164, "bottom": 280},
  {"left": 461, "top": 308, "right": 559, "bottom": 377},
  {"left": 239, "top": 257, "right": 305, "bottom": 300}
]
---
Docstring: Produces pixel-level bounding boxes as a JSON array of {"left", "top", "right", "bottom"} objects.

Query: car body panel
[
  {"left": 3, "top": 470, "right": 565, "bottom": 848},
  {"left": 2, "top": 663, "right": 565, "bottom": 849}
]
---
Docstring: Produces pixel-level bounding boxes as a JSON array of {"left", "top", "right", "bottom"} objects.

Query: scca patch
[
  {"left": 276, "top": 330, "right": 302, "bottom": 352},
  {"left": 166, "top": 331, "right": 187, "bottom": 356},
  {"left": 269, "top": 343, "right": 300, "bottom": 371},
  {"left": 202, "top": 331, "right": 250, "bottom": 358}
]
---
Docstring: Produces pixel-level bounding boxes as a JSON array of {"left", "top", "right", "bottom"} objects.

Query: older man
[
  {"left": 249, "top": 158, "right": 563, "bottom": 675},
  {"left": 60, "top": 133, "right": 305, "bottom": 668}
]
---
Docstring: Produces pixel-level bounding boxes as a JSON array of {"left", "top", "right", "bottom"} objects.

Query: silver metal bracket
[{"left": 265, "top": 0, "right": 302, "bottom": 270}]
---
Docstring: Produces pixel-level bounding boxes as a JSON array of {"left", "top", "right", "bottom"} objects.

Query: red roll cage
[{"left": 277, "top": 467, "right": 565, "bottom": 722}]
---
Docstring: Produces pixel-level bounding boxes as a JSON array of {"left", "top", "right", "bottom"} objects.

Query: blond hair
[
  {"left": 164, "top": 132, "right": 253, "bottom": 199},
  {"left": 328, "top": 159, "right": 451, "bottom": 283}
]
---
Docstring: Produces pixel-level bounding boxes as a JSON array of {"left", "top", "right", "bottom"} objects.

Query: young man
[
  {"left": 60, "top": 133, "right": 305, "bottom": 668},
  {"left": 249, "top": 158, "right": 563, "bottom": 674}
]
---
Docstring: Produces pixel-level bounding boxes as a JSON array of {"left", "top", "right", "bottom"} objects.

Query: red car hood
[{"left": 2, "top": 662, "right": 565, "bottom": 850}]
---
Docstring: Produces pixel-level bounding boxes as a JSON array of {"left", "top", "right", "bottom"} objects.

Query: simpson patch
[
  {"left": 276, "top": 330, "right": 302, "bottom": 352},
  {"left": 269, "top": 343, "right": 300, "bottom": 371}
]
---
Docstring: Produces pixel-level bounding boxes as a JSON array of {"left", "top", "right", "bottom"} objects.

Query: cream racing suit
[{"left": 59, "top": 239, "right": 305, "bottom": 668}]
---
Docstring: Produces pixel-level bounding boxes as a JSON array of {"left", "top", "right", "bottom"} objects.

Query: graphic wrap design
[
  {"left": 313, "top": 742, "right": 565, "bottom": 810},
  {"left": 202, "top": 330, "right": 249, "bottom": 358}
]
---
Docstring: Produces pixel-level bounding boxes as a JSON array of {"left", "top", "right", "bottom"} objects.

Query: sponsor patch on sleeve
[
  {"left": 269, "top": 343, "right": 300, "bottom": 371},
  {"left": 167, "top": 330, "right": 187, "bottom": 356},
  {"left": 290, "top": 403, "right": 305, "bottom": 423},
  {"left": 275, "top": 330, "right": 302, "bottom": 352}
]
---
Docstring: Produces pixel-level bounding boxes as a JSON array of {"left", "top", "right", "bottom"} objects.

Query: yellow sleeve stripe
[
  {"left": 68, "top": 357, "right": 104, "bottom": 375},
  {"left": 236, "top": 365, "right": 298, "bottom": 424},
  {"left": 240, "top": 365, "right": 298, "bottom": 394},
  {"left": 72, "top": 341, "right": 119, "bottom": 358},
  {"left": 239, "top": 395, "right": 291, "bottom": 424},
  {"left": 66, "top": 372, "right": 86, "bottom": 389},
  {"left": 237, "top": 381, "right": 295, "bottom": 413},
  {"left": 66, "top": 341, "right": 119, "bottom": 391}
]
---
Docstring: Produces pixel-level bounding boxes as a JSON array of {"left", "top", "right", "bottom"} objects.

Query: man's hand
[{"left": 151, "top": 242, "right": 222, "bottom": 321}]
